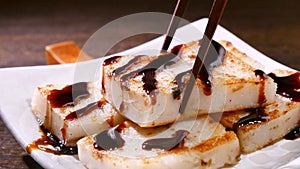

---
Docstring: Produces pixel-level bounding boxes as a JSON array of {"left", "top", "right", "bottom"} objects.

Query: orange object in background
[{"left": 45, "top": 41, "right": 92, "bottom": 65}]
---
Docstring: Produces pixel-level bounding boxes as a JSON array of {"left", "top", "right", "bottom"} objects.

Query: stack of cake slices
[{"left": 31, "top": 39, "right": 300, "bottom": 168}]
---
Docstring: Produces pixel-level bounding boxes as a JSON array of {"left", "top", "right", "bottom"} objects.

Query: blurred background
[
  {"left": 0, "top": 0, "right": 299, "bottom": 69},
  {"left": 0, "top": 0, "right": 299, "bottom": 168}
]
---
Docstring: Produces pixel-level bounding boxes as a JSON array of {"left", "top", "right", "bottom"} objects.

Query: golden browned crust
[
  {"left": 237, "top": 102, "right": 298, "bottom": 133},
  {"left": 191, "top": 131, "right": 237, "bottom": 153}
]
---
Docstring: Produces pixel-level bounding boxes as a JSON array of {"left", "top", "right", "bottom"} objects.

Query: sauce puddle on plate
[{"left": 26, "top": 125, "right": 77, "bottom": 155}]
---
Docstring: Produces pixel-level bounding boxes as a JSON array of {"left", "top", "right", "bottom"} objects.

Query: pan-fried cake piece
[
  {"left": 102, "top": 40, "right": 277, "bottom": 127},
  {"left": 220, "top": 95, "right": 300, "bottom": 153},
  {"left": 31, "top": 82, "right": 124, "bottom": 145},
  {"left": 78, "top": 116, "right": 240, "bottom": 169},
  {"left": 221, "top": 69, "right": 300, "bottom": 153}
]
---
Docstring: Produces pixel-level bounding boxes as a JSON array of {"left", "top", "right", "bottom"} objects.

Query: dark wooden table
[{"left": 0, "top": 0, "right": 299, "bottom": 168}]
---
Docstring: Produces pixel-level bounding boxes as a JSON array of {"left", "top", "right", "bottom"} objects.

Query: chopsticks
[
  {"left": 179, "top": 0, "right": 228, "bottom": 114},
  {"left": 161, "top": 0, "right": 189, "bottom": 52}
]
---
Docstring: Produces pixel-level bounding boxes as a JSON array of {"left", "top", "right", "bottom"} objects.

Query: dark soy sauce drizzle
[
  {"left": 26, "top": 126, "right": 77, "bottom": 155},
  {"left": 112, "top": 55, "right": 146, "bottom": 76},
  {"left": 172, "top": 40, "right": 225, "bottom": 98},
  {"left": 172, "top": 70, "right": 191, "bottom": 100},
  {"left": 254, "top": 70, "right": 268, "bottom": 105},
  {"left": 170, "top": 44, "right": 184, "bottom": 55},
  {"left": 103, "top": 56, "right": 122, "bottom": 66},
  {"left": 268, "top": 72, "right": 300, "bottom": 102},
  {"left": 197, "top": 63, "right": 212, "bottom": 96},
  {"left": 47, "top": 82, "right": 89, "bottom": 108},
  {"left": 114, "top": 40, "right": 224, "bottom": 104},
  {"left": 120, "top": 53, "right": 179, "bottom": 82},
  {"left": 163, "top": 45, "right": 183, "bottom": 69},
  {"left": 140, "top": 68, "right": 158, "bottom": 104},
  {"left": 233, "top": 108, "right": 269, "bottom": 131},
  {"left": 270, "top": 72, "right": 300, "bottom": 139},
  {"left": 93, "top": 126, "right": 125, "bottom": 151},
  {"left": 112, "top": 55, "right": 158, "bottom": 104},
  {"left": 102, "top": 56, "right": 122, "bottom": 93},
  {"left": 120, "top": 46, "right": 183, "bottom": 104},
  {"left": 201, "top": 40, "right": 226, "bottom": 70},
  {"left": 142, "top": 130, "right": 188, "bottom": 151},
  {"left": 284, "top": 126, "right": 300, "bottom": 140},
  {"left": 65, "top": 98, "right": 107, "bottom": 121}
]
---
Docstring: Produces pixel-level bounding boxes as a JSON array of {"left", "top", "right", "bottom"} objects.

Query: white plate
[{"left": 0, "top": 18, "right": 299, "bottom": 169}]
